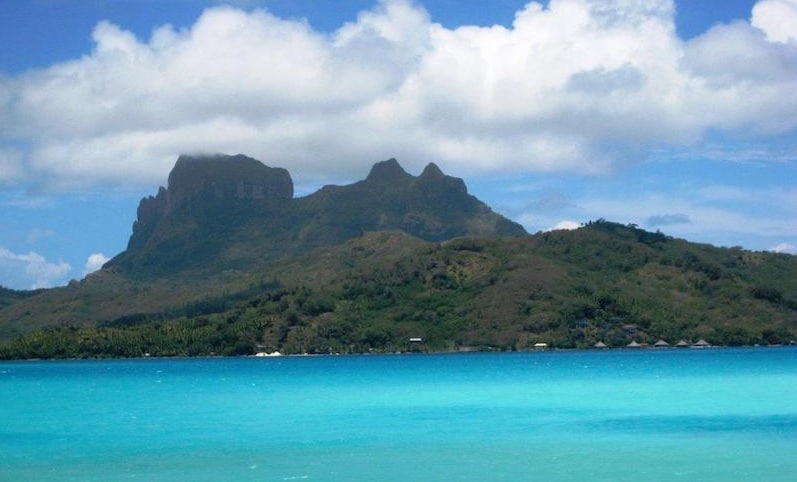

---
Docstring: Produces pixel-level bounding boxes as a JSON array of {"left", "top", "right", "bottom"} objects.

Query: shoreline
[{"left": 2, "top": 343, "right": 795, "bottom": 362}]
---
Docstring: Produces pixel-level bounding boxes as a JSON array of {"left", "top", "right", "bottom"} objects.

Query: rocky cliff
[
  {"left": 107, "top": 154, "right": 525, "bottom": 278},
  {"left": 129, "top": 154, "right": 292, "bottom": 251}
]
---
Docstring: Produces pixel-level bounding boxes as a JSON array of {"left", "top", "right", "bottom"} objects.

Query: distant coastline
[{"left": 3, "top": 340, "right": 796, "bottom": 362}]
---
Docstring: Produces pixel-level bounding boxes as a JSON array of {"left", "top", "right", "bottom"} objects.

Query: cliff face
[
  {"left": 109, "top": 154, "right": 525, "bottom": 278},
  {"left": 166, "top": 154, "right": 293, "bottom": 207},
  {"left": 128, "top": 154, "right": 293, "bottom": 251}
]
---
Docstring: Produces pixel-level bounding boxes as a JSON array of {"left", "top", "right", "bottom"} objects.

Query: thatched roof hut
[
  {"left": 627, "top": 340, "right": 642, "bottom": 348},
  {"left": 654, "top": 339, "right": 670, "bottom": 348},
  {"left": 593, "top": 341, "right": 607, "bottom": 348},
  {"left": 693, "top": 339, "right": 711, "bottom": 348},
  {"left": 675, "top": 339, "right": 690, "bottom": 348}
]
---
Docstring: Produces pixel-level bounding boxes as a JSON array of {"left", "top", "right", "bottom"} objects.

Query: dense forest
[{"left": 2, "top": 221, "right": 795, "bottom": 359}]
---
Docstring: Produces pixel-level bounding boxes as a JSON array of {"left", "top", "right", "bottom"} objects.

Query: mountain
[
  {"left": 293, "top": 159, "right": 525, "bottom": 250},
  {"left": 0, "top": 156, "right": 795, "bottom": 358},
  {"left": 127, "top": 153, "right": 293, "bottom": 252},
  {"left": 106, "top": 154, "right": 525, "bottom": 278}
]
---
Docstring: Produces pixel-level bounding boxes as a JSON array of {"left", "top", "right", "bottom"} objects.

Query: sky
[{"left": 0, "top": 0, "right": 795, "bottom": 290}]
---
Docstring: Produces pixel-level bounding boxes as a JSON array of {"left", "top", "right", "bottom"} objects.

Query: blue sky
[{"left": 1, "top": 0, "right": 795, "bottom": 289}]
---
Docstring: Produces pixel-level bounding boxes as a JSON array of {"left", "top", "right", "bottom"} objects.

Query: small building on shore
[{"left": 255, "top": 351, "right": 282, "bottom": 357}]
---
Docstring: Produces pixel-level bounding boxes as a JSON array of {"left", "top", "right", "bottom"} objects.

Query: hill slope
[
  {"left": 0, "top": 154, "right": 524, "bottom": 339},
  {"left": 0, "top": 155, "right": 794, "bottom": 357},
  {"left": 1, "top": 221, "right": 795, "bottom": 358}
]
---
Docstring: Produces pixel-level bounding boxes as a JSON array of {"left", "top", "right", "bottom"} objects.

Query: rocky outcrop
[
  {"left": 295, "top": 158, "right": 525, "bottom": 245},
  {"left": 166, "top": 154, "right": 292, "bottom": 208},
  {"left": 365, "top": 158, "right": 414, "bottom": 183},
  {"left": 128, "top": 154, "right": 292, "bottom": 251},
  {"left": 109, "top": 154, "right": 526, "bottom": 278}
]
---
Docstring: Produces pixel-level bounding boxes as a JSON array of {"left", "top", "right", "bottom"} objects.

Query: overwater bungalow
[
  {"left": 653, "top": 340, "right": 670, "bottom": 348},
  {"left": 627, "top": 340, "right": 642, "bottom": 348},
  {"left": 675, "top": 340, "right": 691, "bottom": 348},
  {"left": 693, "top": 339, "right": 711, "bottom": 348},
  {"left": 593, "top": 341, "right": 608, "bottom": 349}
]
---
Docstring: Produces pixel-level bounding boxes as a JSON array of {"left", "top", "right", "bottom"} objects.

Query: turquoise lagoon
[{"left": 1, "top": 348, "right": 796, "bottom": 481}]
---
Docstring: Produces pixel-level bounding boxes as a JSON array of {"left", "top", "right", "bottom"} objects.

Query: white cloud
[
  {"left": 0, "top": 0, "right": 795, "bottom": 190},
  {"left": 84, "top": 253, "right": 110, "bottom": 276},
  {"left": 0, "top": 147, "right": 25, "bottom": 185},
  {"left": 0, "top": 247, "right": 71, "bottom": 289},
  {"left": 752, "top": 0, "right": 797, "bottom": 42},
  {"left": 548, "top": 220, "right": 581, "bottom": 231},
  {"left": 771, "top": 242, "right": 796, "bottom": 254}
]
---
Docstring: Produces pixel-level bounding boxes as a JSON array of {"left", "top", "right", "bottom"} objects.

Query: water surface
[{"left": 2, "top": 348, "right": 795, "bottom": 481}]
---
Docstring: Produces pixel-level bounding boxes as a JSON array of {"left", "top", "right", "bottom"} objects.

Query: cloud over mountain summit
[{"left": 1, "top": 0, "right": 795, "bottom": 192}]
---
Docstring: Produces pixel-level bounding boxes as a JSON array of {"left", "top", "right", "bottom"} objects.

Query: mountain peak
[
  {"left": 123, "top": 153, "right": 293, "bottom": 259},
  {"left": 109, "top": 154, "right": 525, "bottom": 278},
  {"left": 168, "top": 154, "right": 293, "bottom": 203},
  {"left": 420, "top": 162, "right": 444, "bottom": 179},
  {"left": 414, "top": 161, "right": 467, "bottom": 198},
  {"left": 366, "top": 158, "right": 411, "bottom": 183}
]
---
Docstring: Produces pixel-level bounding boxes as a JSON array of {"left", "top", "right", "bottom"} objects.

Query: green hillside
[
  {"left": 0, "top": 155, "right": 794, "bottom": 358},
  {"left": 2, "top": 221, "right": 795, "bottom": 359}
]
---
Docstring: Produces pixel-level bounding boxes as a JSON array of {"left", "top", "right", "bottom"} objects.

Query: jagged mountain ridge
[
  {"left": 293, "top": 159, "right": 525, "bottom": 250},
  {"left": 106, "top": 154, "right": 526, "bottom": 277}
]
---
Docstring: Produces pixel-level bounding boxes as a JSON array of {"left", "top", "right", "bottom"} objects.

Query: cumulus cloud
[
  {"left": 0, "top": 247, "right": 71, "bottom": 289},
  {"left": 752, "top": 0, "right": 797, "bottom": 42},
  {"left": 0, "top": 147, "right": 25, "bottom": 185},
  {"left": 771, "top": 242, "right": 796, "bottom": 254},
  {"left": 0, "top": 0, "right": 795, "bottom": 191},
  {"left": 84, "top": 252, "right": 110, "bottom": 275},
  {"left": 548, "top": 220, "right": 581, "bottom": 231}
]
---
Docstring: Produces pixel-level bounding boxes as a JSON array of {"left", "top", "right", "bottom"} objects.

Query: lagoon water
[{"left": 1, "top": 348, "right": 796, "bottom": 481}]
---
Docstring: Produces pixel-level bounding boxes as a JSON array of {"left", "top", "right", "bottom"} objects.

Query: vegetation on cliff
[{"left": 1, "top": 222, "right": 795, "bottom": 359}]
